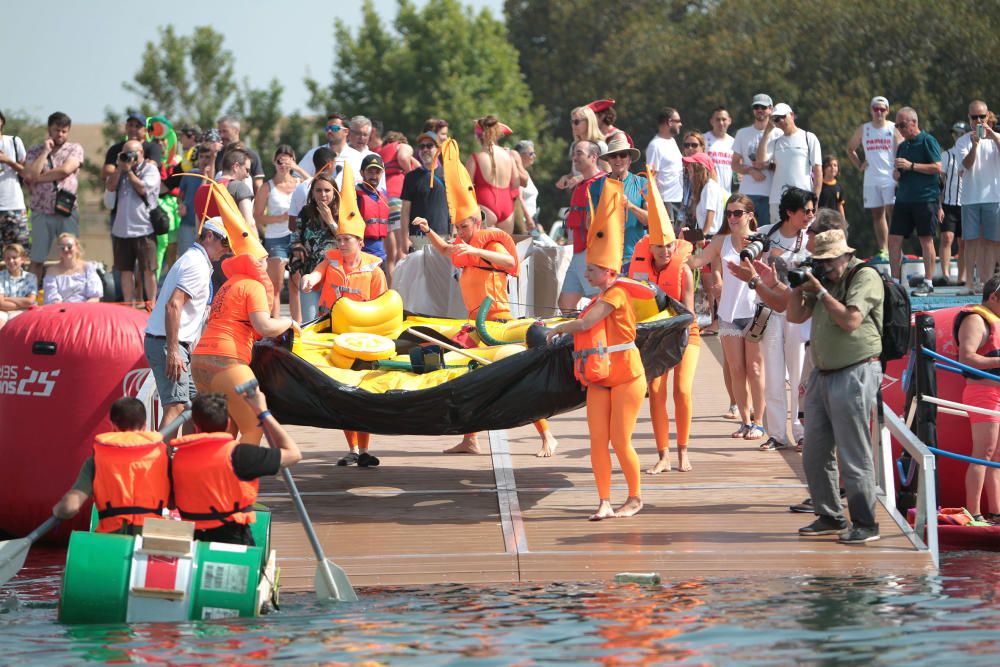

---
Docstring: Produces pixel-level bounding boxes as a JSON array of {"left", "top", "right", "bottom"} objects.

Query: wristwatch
[{"left": 748, "top": 276, "right": 760, "bottom": 290}]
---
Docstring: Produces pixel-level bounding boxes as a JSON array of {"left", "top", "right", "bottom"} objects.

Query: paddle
[
  {"left": 234, "top": 379, "right": 358, "bottom": 603},
  {"left": 0, "top": 408, "right": 195, "bottom": 589},
  {"left": 405, "top": 328, "right": 493, "bottom": 366}
]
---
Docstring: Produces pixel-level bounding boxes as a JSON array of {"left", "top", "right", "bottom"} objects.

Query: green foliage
[
  {"left": 0, "top": 110, "right": 47, "bottom": 149},
  {"left": 229, "top": 77, "right": 286, "bottom": 176}
]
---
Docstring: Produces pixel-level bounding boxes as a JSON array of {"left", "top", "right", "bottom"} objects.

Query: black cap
[{"left": 361, "top": 153, "right": 385, "bottom": 171}]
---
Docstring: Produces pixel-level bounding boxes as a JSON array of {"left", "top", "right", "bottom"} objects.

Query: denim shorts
[
  {"left": 720, "top": 317, "right": 752, "bottom": 337},
  {"left": 264, "top": 234, "right": 292, "bottom": 260},
  {"left": 144, "top": 335, "right": 194, "bottom": 406},
  {"left": 560, "top": 251, "right": 600, "bottom": 298}
]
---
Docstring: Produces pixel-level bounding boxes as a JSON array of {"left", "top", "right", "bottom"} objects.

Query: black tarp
[{"left": 251, "top": 297, "right": 692, "bottom": 435}]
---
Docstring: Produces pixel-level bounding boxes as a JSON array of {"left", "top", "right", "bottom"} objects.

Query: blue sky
[{"left": 9, "top": 0, "right": 503, "bottom": 123}]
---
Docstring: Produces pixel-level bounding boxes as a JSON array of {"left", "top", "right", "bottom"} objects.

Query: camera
[
  {"left": 118, "top": 150, "right": 138, "bottom": 163},
  {"left": 787, "top": 258, "right": 819, "bottom": 288},
  {"left": 739, "top": 233, "right": 771, "bottom": 262}
]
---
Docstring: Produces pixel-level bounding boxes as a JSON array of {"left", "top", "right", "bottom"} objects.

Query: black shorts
[
  {"left": 112, "top": 234, "right": 158, "bottom": 273},
  {"left": 940, "top": 203, "right": 962, "bottom": 237},
  {"left": 890, "top": 201, "right": 938, "bottom": 239}
]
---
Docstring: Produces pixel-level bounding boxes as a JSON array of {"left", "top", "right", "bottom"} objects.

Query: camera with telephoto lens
[
  {"left": 739, "top": 233, "right": 771, "bottom": 262},
  {"left": 787, "top": 257, "right": 819, "bottom": 288},
  {"left": 118, "top": 150, "right": 138, "bottom": 163}
]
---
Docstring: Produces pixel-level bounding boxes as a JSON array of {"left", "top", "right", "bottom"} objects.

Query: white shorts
[{"left": 863, "top": 183, "right": 896, "bottom": 209}]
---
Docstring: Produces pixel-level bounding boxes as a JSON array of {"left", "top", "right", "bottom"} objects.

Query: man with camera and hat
[
  {"left": 733, "top": 94, "right": 783, "bottom": 228},
  {"left": 787, "top": 228, "right": 884, "bottom": 544},
  {"left": 102, "top": 112, "right": 162, "bottom": 181},
  {"left": 592, "top": 137, "right": 648, "bottom": 274}
]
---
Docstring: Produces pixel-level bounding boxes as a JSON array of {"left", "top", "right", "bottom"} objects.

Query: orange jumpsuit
[
  {"left": 629, "top": 237, "right": 701, "bottom": 452},
  {"left": 575, "top": 283, "right": 647, "bottom": 500},
  {"left": 316, "top": 248, "right": 388, "bottom": 450}
]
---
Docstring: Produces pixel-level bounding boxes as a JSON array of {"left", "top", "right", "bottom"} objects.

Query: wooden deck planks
[{"left": 261, "top": 337, "right": 932, "bottom": 591}]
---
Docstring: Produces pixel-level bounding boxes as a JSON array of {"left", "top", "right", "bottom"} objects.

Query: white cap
[
  {"left": 772, "top": 103, "right": 793, "bottom": 116},
  {"left": 751, "top": 93, "right": 773, "bottom": 108},
  {"left": 201, "top": 216, "right": 228, "bottom": 240},
  {"left": 870, "top": 96, "right": 889, "bottom": 108}
]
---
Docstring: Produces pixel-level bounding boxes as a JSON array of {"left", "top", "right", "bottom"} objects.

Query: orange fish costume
[
  {"left": 572, "top": 177, "right": 651, "bottom": 507},
  {"left": 628, "top": 167, "right": 701, "bottom": 468}
]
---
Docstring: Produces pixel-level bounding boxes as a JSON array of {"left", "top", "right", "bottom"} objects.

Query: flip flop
[
  {"left": 743, "top": 424, "right": 765, "bottom": 440},
  {"left": 731, "top": 424, "right": 750, "bottom": 438}
]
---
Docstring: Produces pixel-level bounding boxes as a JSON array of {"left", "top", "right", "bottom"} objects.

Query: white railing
[{"left": 874, "top": 403, "right": 939, "bottom": 568}]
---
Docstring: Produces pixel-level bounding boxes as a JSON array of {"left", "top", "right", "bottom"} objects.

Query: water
[{"left": 3, "top": 551, "right": 1000, "bottom": 665}]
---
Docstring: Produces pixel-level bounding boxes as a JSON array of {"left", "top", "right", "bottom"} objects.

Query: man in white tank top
[{"left": 846, "top": 96, "right": 903, "bottom": 260}]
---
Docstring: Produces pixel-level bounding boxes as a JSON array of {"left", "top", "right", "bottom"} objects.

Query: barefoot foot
[
  {"left": 444, "top": 438, "right": 481, "bottom": 454},
  {"left": 646, "top": 453, "right": 671, "bottom": 474},
  {"left": 589, "top": 500, "right": 616, "bottom": 521},
  {"left": 677, "top": 447, "right": 692, "bottom": 472},
  {"left": 615, "top": 496, "right": 643, "bottom": 518},
  {"left": 535, "top": 434, "right": 559, "bottom": 458}
]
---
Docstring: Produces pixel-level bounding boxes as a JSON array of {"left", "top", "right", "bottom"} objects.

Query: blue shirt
[
  {"left": 895, "top": 131, "right": 942, "bottom": 203},
  {"left": 589, "top": 172, "right": 648, "bottom": 262},
  {"left": 178, "top": 172, "right": 203, "bottom": 228}
]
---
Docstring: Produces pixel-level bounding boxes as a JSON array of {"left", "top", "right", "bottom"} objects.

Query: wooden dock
[{"left": 260, "top": 338, "right": 932, "bottom": 590}]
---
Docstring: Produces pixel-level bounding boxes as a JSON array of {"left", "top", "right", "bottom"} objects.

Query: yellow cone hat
[
  {"left": 337, "top": 162, "right": 365, "bottom": 239},
  {"left": 642, "top": 167, "right": 674, "bottom": 245},
  {"left": 586, "top": 177, "right": 626, "bottom": 272},
  {"left": 440, "top": 138, "right": 481, "bottom": 224},
  {"left": 197, "top": 179, "right": 267, "bottom": 259}
]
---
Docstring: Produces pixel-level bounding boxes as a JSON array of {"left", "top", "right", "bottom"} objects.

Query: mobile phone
[
  {"left": 682, "top": 228, "right": 705, "bottom": 243},
  {"left": 978, "top": 124, "right": 986, "bottom": 140}
]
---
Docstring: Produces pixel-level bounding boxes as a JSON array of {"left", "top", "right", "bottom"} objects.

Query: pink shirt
[{"left": 25, "top": 142, "right": 84, "bottom": 215}]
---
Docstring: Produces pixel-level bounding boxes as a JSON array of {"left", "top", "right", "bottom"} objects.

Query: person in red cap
[{"left": 588, "top": 99, "right": 634, "bottom": 148}]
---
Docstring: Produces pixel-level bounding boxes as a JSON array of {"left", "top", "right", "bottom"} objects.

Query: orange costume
[
  {"left": 574, "top": 177, "right": 647, "bottom": 501},
  {"left": 192, "top": 253, "right": 274, "bottom": 444},
  {"left": 92, "top": 431, "right": 169, "bottom": 534},
  {"left": 171, "top": 432, "right": 259, "bottom": 530},
  {"left": 628, "top": 171, "right": 701, "bottom": 456}
]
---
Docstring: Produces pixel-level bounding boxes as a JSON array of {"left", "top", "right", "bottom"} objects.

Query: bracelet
[
  {"left": 256, "top": 410, "right": 272, "bottom": 425},
  {"left": 748, "top": 276, "right": 760, "bottom": 290},
  {"left": 816, "top": 288, "right": 828, "bottom": 300}
]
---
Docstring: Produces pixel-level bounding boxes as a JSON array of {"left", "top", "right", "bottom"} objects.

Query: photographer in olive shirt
[{"left": 787, "top": 229, "right": 884, "bottom": 544}]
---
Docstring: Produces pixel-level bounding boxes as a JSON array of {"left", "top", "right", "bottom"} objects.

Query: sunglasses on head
[{"left": 326, "top": 124, "right": 344, "bottom": 132}]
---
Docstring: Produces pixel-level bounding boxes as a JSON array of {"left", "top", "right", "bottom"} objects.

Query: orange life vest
[
  {"left": 453, "top": 228, "right": 520, "bottom": 320},
  {"left": 572, "top": 278, "right": 655, "bottom": 387},
  {"left": 357, "top": 183, "right": 390, "bottom": 240},
  {"left": 629, "top": 237, "right": 699, "bottom": 343},
  {"left": 170, "top": 433, "right": 258, "bottom": 529},
  {"left": 954, "top": 304, "right": 1000, "bottom": 379},
  {"left": 92, "top": 431, "right": 169, "bottom": 534},
  {"left": 318, "top": 249, "right": 386, "bottom": 312}
]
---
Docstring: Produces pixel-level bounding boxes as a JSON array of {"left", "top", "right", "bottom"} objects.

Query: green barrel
[
  {"left": 59, "top": 532, "right": 135, "bottom": 624},
  {"left": 189, "top": 540, "right": 263, "bottom": 619}
]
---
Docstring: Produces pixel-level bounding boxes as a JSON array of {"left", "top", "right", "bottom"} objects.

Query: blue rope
[
  {"left": 921, "top": 347, "right": 1000, "bottom": 384},
  {"left": 935, "top": 362, "right": 965, "bottom": 377},
  {"left": 927, "top": 446, "right": 1000, "bottom": 469},
  {"left": 896, "top": 457, "right": 919, "bottom": 486}
]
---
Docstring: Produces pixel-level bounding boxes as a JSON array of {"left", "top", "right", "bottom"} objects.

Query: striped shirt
[{"left": 941, "top": 146, "right": 963, "bottom": 207}]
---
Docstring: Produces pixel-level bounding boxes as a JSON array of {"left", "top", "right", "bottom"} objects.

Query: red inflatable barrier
[{"left": 0, "top": 303, "right": 149, "bottom": 542}]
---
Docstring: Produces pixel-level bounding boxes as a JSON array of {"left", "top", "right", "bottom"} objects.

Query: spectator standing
[
  {"left": 593, "top": 138, "right": 647, "bottom": 274},
  {"left": 558, "top": 106, "right": 608, "bottom": 190},
  {"left": 0, "top": 243, "right": 37, "bottom": 330},
  {"left": 23, "top": 111, "right": 84, "bottom": 282},
  {"left": 356, "top": 153, "right": 390, "bottom": 263},
  {"left": 104, "top": 140, "right": 160, "bottom": 304},
  {"left": 940, "top": 122, "right": 967, "bottom": 286},
  {"left": 253, "top": 145, "right": 301, "bottom": 318},
  {"left": 558, "top": 141, "right": 607, "bottom": 313},
  {"left": 289, "top": 173, "right": 340, "bottom": 322},
  {"left": 194, "top": 149, "right": 256, "bottom": 230},
  {"left": 889, "top": 107, "right": 942, "bottom": 295},
  {"left": 102, "top": 112, "right": 163, "bottom": 181},
  {"left": 788, "top": 229, "right": 884, "bottom": 544},
  {"left": 757, "top": 103, "right": 822, "bottom": 225},
  {"left": 143, "top": 218, "right": 230, "bottom": 430},
  {"left": 176, "top": 145, "right": 208, "bottom": 256},
  {"left": 400, "top": 131, "right": 450, "bottom": 256},
  {"left": 177, "top": 124, "right": 201, "bottom": 172},
  {"left": 683, "top": 151, "right": 725, "bottom": 236},
  {"left": 588, "top": 98, "right": 633, "bottom": 147},
  {"left": 733, "top": 94, "right": 783, "bottom": 228},
  {"left": 818, "top": 155, "right": 846, "bottom": 217},
  {"left": 515, "top": 140, "right": 540, "bottom": 232},
  {"left": 215, "top": 116, "right": 265, "bottom": 194},
  {"left": 846, "top": 96, "right": 902, "bottom": 259},
  {"left": 0, "top": 110, "right": 29, "bottom": 251},
  {"left": 468, "top": 116, "right": 519, "bottom": 233},
  {"left": 956, "top": 100, "right": 1000, "bottom": 295},
  {"left": 646, "top": 107, "right": 685, "bottom": 223},
  {"left": 298, "top": 112, "right": 362, "bottom": 186},
  {"left": 423, "top": 118, "right": 450, "bottom": 145},
  {"left": 286, "top": 147, "right": 336, "bottom": 322},
  {"left": 42, "top": 233, "right": 102, "bottom": 304},
  {"left": 706, "top": 107, "right": 735, "bottom": 194},
  {"left": 376, "top": 130, "right": 417, "bottom": 277}
]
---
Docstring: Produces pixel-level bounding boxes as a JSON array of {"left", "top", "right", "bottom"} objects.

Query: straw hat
[
  {"left": 586, "top": 178, "right": 625, "bottom": 272},
  {"left": 600, "top": 135, "right": 640, "bottom": 162},
  {"left": 810, "top": 229, "right": 855, "bottom": 260}
]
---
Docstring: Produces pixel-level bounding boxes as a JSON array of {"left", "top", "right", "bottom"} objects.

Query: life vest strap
[
  {"left": 572, "top": 341, "right": 637, "bottom": 360},
  {"left": 98, "top": 501, "right": 164, "bottom": 519},
  {"left": 178, "top": 503, "right": 255, "bottom": 522}
]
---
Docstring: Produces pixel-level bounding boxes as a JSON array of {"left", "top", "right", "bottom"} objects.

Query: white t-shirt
[
  {"left": 288, "top": 179, "right": 312, "bottom": 219},
  {"left": 861, "top": 122, "right": 896, "bottom": 187},
  {"left": 768, "top": 129, "right": 821, "bottom": 201},
  {"left": 697, "top": 179, "right": 727, "bottom": 235},
  {"left": 706, "top": 132, "right": 735, "bottom": 194},
  {"left": 956, "top": 133, "right": 1000, "bottom": 205},
  {"left": 645, "top": 135, "right": 683, "bottom": 203},
  {"left": 0, "top": 135, "right": 27, "bottom": 211},
  {"left": 732, "top": 126, "right": 783, "bottom": 198},
  {"left": 264, "top": 179, "right": 295, "bottom": 239},
  {"left": 145, "top": 243, "right": 213, "bottom": 343},
  {"left": 298, "top": 144, "right": 363, "bottom": 188},
  {"left": 522, "top": 173, "right": 538, "bottom": 219},
  {"left": 718, "top": 235, "right": 757, "bottom": 322}
]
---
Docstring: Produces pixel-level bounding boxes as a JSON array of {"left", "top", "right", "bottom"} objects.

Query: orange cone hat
[
  {"left": 198, "top": 180, "right": 267, "bottom": 259},
  {"left": 440, "top": 138, "right": 481, "bottom": 224},
  {"left": 337, "top": 162, "right": 365, "bottom": 238},
  {"left": 642, "top": 166, "right": 674, "bottom": 245},
  {"left": 586, "top": 177, "right": 625, "bottom": 272}
]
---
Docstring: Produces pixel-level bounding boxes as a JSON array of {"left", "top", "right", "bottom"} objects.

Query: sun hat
[
  {"left": 772, "top": 103, "right": 793, "bottom": 117},
  {"left": 682, "top": 152, "right": 714, "bottom": 172},
  {"left": 201, "top": 216, "right": 229, "bottom": 240},
  {"left": 810, "top": 229, "right": 855, "bottom": 260},
  {"left": 600, "top": 135, "right": 640, "bottom": 162}
]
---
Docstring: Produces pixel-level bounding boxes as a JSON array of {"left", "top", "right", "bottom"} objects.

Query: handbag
[
  {"left": 148, "top": 201, "right": 170, "bottom": 236},
  {"left": 48, "top": 154, "right": 76, "bottom": 217},
  {"left": 744, "top": 302, "right": 773, "bottom": 343}
]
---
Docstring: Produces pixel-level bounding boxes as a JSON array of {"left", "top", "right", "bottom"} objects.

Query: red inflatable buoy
[{"left": 0, "top": 303, "right": 150, "bottom": 542}]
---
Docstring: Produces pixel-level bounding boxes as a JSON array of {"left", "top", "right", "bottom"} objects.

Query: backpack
[{"left": 844, "top": 263, "right": 911, "bottom": 364}]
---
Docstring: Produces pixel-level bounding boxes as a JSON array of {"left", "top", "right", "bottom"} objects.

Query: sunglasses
[
  {"left": 752, "top": 105, "right": 770, "bottom": 111},
  {"left": 326, "top": 124, "right": 344, "bottom": 132},
  {"left": 571, "top": 119, "right": 585, "bottom": 125},
  {"left": 59, "top": 244, "right": 75, "bottom": 250},
  {"left": 725, "top": 209, "right": 747, "bottom": 218},
  {"left": 895, "top": 121, "right": 910, "bottom": 128},
  {"left": 802, "top": 207, "right": 816, "bottom": 215},
  {"left": 669, "top": 118, "right": 682, "bottom": 123},
  {"left": 607, "top": 152, "right": 631, "bottom": 160},
  {"left": 872, "top": 107, "right": 888, "bottom": 113},
  {"left": 683, "top": 142, "right": 701, "bottom": 149},
  {"left": 771, "top": 115, "right": 786, "bottom": 122},
  {"left": 970, "top": 114, "right": 988, "bottom": 121},
  {"left": 418, "top": 143, "right": 436, "bottom": 150}
]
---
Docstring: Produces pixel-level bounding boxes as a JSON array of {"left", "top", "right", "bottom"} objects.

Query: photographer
[
  {"left": 751, "top": 187, "right": 814, "bottom": 451},
  {"left": 104, "top": 140, "right": 161, "bottom": 304},
  {"left": 786, "top": 229, "right": 884, "bottom": 544}
]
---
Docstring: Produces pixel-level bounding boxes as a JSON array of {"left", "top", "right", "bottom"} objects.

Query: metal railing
[{"left": 874, "top": 403, "right": 939, "bottom": 568}]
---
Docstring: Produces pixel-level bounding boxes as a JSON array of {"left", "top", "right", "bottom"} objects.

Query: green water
[{"left": 3, "top": 551, "right": 1000, "bottom": 665}]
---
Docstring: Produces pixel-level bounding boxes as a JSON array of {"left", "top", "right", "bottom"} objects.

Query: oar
[
  {"left": 234, "top": 379, "right": 358, "bottom": 603},
  {"left": 0, "top": 516, "right": 59, "bottom": 588},
  {"left": 406, "top": 328, "right": 493, "bottom": 366},
  {"left": 0, "top": 408, "right": 194, "bottom": 588}
]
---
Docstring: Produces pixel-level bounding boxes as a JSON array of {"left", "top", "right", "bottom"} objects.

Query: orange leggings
[
  {"left": 587, "top": 374, "right": 647, "bottom": 499},
  {"left": 464, "top": 419, "right": 550, "bottom": 441},
  {"left": 648, "top": 342, "right": 701, "bottom": 452},
  {"left": 191, "top": 357, "right": 262, "bottom": 445},
  {"left": 344, "top": 431, "right": 371, "bottom": 449}
]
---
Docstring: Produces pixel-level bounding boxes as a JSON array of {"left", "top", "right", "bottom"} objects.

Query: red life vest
[
  {"left": 377, "top": 142, "right": 406, "bottom": 198},
  {"left": 572, "top": 278, "right": 655, "bottom": 387},
  {"left": 452, "top": 228, "right": 520, "bottom": 320},
  {"left": 356, "top": 184, "right": 390, "bottom": 240},
  {"left": 954, "top": 304, "right": 1000, "bottom": 379},
  {"left": 170, "top": 433, "right": 258, "bottom": 529},
  {"left": 317, "top": 250, "right": 386, "bottom": 312},
  {"left": 92, "top": 431, "right": 169, "bottom": 534}
]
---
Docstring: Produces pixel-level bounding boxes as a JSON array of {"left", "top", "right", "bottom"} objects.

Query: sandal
[
  {"left": 723, "top": 405, "right": 740, "bottom": 420},
  {"left": 795, "top": 437, "right": 804, "bottom": 453},
  {"left": 758, "top": 437, "right": 786, "bottom": 451},
  {"left": 743, "top": 423, "right": 765, "bottom": 440},
  {"left": 731, "top": 423, "right": 750, "bottom": 438}
]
